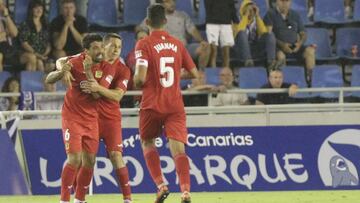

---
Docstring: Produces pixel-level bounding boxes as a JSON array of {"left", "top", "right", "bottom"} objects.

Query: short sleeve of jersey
[
  {"left": 99, "top": 63, "right": 115, "bottom": 89},
  {"left": 134, "top": 39, "right": 150, "bottom": 67},
  {"left": 181, "top": 45, "right": 196, "bottom": 72},
  {"left": 115, "top": 66, "right": 131, "bottom": 92}
]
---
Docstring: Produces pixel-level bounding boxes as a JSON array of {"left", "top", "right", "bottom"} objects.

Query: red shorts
[
  {"left": 99, "top": 119, "right": 123, "bottom": 152},
  {"left": 139, "top": 109, "right": 188, "bottom": 144},
  {"left": 62, "top": 118, "right": 99, "bottom": 154}
]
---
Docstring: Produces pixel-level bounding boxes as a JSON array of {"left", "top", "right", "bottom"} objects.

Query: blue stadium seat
[
  {"left": 56, "top": 81, "right": 67, "bottom": 92},
  {"left": 119, "top": 31, "right": 136, "bottom": 59},
  {"left": 311, "top": 65, "right": 343, "bottom": 98},
  {"left": 306, "top": 28, "right": 338, "bottom": 61},
  {"left": 205, "top": 68, "right": 221, "bottom": 86},
  {"left": 14, "top": 0, "right": 30, "bottom": 24},
  {"left": 336, "top": 28, "right": 360, "bottom": 59},
  {"left": 354, "top": 0, "right": 360, "bottom": 21},
  {"left": 48, "top": 0, "right": 59, "bottom": 22},
  {"left": 291, "top": 0, "right": 310, "bottom": 25},
  {"left": 180, "top": 79, "right": 192, "bottom": 90},
  {"left": 281, "top": 66, "right": 311, "bottom": 98},
  {"left": 351, "top": 65, "right": 360, "bottom": 97},
  {"left": 0, "top": 71, "right": 12, "bottom": 90},
  {"left": 123, "top": 0, "right": 149, "bottom": 25},
  {"left": 238, "top": 67, "right": 267, "bottom": 98},
  {"left": 176, "top": 0, "right": 194, "bottom": 17},
  {"left": 314, "top": 0, "right": 346, "bottom": 24},
  {"left": 87, "top": 0, "right": 120, "bottom": 27},
  {"left": 20, "top": 71, "right": 44, "bottom": 92}
]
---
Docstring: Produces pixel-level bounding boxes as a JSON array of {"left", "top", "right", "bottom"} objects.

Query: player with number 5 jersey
[{"left": 134, "top": 4, "right": 199, "bottom": 203}]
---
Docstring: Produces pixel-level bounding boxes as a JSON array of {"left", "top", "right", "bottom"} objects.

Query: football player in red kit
[
  {"left": 79, "top": 33, "right": 132, "bottom": 203},
  {"left": 46, "top": 33, "right": 114, "bottom": 203},
  {"left": 134, "top": 4, "right": 199, "bottom": 203}
]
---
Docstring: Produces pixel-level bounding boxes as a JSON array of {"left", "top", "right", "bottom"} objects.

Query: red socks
[
  {"left": 115, "top": 167, "right": 132, "bottom": 200},
  {"left": 174, "top": 153, "right": 190, "bottom": 192},
  {"left": 143, "top": 147, "right": 164, "bottom": 186},
  {"left": 74, "top": 167, "right": 94, "bottom": 201},
  {"left": 60, "top": 164, "right": 78, "bottom": 202}
]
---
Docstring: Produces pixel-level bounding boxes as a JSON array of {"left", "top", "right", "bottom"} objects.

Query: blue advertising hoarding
[{"left": 21, "top": 126, "right": 360, "bottom": 195}]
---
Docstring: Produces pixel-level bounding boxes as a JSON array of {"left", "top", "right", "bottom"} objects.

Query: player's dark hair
[
  {"left": 82, "top": 33, "right": 103, "bottom": 49},
  {"left": 147, "top": 4, "right": 166, "bottom": 29},
  {"left": 103, "top": 33, "right": 122, "bottom": 43}
]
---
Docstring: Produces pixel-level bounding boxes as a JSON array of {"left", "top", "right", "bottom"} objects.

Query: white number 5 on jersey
[{"left": 160, "top": 57, "right": 174, "bottom": 88}]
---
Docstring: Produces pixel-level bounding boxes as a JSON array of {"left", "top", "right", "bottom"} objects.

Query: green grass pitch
[{"left": 0, "top": 191, "right": 359, "bottom": 203}]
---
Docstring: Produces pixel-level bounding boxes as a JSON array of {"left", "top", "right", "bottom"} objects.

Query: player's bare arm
[
  {"left": 45, "top": 58, "right": 72, "bottom": 84},
  {"left": 134, "top": 63, "right": 148, "bottom": 88},
  {"left": 81, "top": 80, "right": 125, "bottom": 102}
]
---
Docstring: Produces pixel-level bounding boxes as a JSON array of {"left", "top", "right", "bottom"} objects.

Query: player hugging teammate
[{"left": 46, "top": 33, "right": 132, "bottom": 203}]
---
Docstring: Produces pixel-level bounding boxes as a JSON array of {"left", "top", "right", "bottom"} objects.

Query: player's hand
[
  {"left": 62, "top": 71, "right": 75, "bottom": 89},
  {"left": 61, "top": 61, "right": 72, "bottom": 72},
  {"left": 83, "top": 54, "right": 93, "bottom": 71},
  {"left": 288, "top": 84, "right": 298, "bottom": 96},
  {"left": 80, "top": 79, "right": 100, "bottom": 93}
]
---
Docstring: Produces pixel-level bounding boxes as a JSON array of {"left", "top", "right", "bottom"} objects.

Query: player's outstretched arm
[{"left": 46, "top": 58, "right": 72, "bottom": 84}]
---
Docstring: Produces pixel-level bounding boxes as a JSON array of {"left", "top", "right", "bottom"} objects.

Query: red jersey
[
  {"left": 98, "top": 58, "right": 131, "bottom": 120},
  {"left": 62, "top": 53, "right": 113, "bottom": 122},
  {"left": 135, "top": 30, "right": 196, "bottom": 113}
]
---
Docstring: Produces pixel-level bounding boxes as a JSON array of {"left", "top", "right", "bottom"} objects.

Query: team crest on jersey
[{"left": 95, "top": 70, "right": 103, "bottom": 78}]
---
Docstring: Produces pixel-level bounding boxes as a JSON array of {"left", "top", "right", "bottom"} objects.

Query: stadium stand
[
  {"left": 87, "top": 0, "right": 121, "bottom": 28},
  {"left": 306, "top": 28, "right": 338, "bottom": 61},
  {"left": 314, "top": 0, "right": 346, "bottom": 24},
  {"left": 311, "top": 65, "right": 344, "bottom": 99},
  {"left": 20, "top": 71, "right": 44, "bottom": 92},
  {"left": 238, "top": 66, "right": 268, "bottom": 98},
  {"left": 281, "top": 66, "right": 311, "bottom": 98}
]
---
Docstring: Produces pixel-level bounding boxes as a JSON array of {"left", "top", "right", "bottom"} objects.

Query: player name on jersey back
[{"left": 154, "top": 42, "right": 178, "bottom": 53}]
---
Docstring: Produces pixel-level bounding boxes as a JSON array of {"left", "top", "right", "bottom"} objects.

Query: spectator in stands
[
  {"left": 210, "top": 67, "right": 249, "bottom": 106},
  {"left": 36, "top": 73, "right": 63, "bottom": 119},
  {"left": 0, "top": 76, "right": 19, "bottom": 111},
  {"left": 232, "top": 0, "right": 277, "bottom": 68},
  {"left": 205, "top": 0, "right": 239, "bottom": 67},
  {"left": 51, "top": 0, "right": 88, "bottom": 59},
  {"left": 256, "top": 69, "right": 298, "bottom": 105},
  {"left": 0, "top": 0, "right": 18, "bottom": 72},
  {"left": 183, "top": 70, "right": 215, "bottom": 106},
  {"left": 264, "top": 0, "right": 315, "bottom": 80},
  {"left": 19, "top": 0, "right": 51, "bottom": 72},
  {"left": 137, "top": 0, "right": 211, "bottom": 69}
]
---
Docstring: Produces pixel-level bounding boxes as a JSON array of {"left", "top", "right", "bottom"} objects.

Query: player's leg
[
  {"left": 139, "top": 109, "right": 169, "bottom": 203},
  {"left": 101, "top": 120, "right": 132, "bottom": 202},
  {"left": 60, "top": 121, "right": 82, "bottom": 203},
  {"left": 168, "top": 139, "right": 191, "bottom": 203},
  {"left": 74, "top": 124, "right": 99, "bottom": 203},
  {"left": 108, "top": 151, "right": 132, "bottom": 203},
  {"left": 164, "top": 111, "right": 191, "bottom": 203}
]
